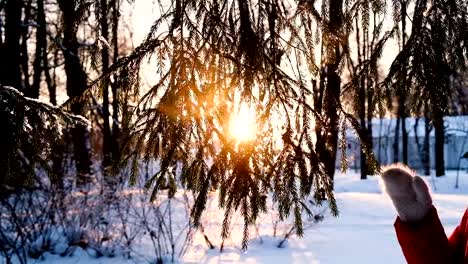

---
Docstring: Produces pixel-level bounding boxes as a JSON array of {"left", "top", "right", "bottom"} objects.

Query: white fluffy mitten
[{"left": 380, "top": 164, "right": 433, "bottom": 222}]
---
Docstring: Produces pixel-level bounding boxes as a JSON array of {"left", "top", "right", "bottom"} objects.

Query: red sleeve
[
  {"left": 394, "top": 206, "right": 452, "bottom": 264},
  {"left": 447, "top": 210, "right": 468, "bottom": 262}
]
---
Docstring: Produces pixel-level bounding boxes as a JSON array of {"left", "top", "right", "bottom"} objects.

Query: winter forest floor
[{"left": 13, "top": 169, "right": 468, "bottom": 264}]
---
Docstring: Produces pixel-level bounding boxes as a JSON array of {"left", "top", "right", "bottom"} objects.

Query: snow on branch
[{"left": 1, "top": 86, "right": 90, "bottom": 127}]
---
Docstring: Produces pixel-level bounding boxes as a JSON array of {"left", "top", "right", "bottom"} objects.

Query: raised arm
[{"left": 381, "top": 165, "right": 454, "bottom": 264}]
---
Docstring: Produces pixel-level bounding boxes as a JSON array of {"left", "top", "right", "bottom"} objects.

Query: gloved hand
[{"left": 381, "top": 164, "right": 433, "bottom": 222}]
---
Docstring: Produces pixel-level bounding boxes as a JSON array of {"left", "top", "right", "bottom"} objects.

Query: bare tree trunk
[
  {"left": 367, "top": 83, "right": 374, "bottom": 172},
  {"left": 434, "top": 110, "right": 445, "bottom": 177},
  {"left": 100, "top": 0, "right": 113, "bottom": 171},
  {"left": 20, "top": 0, "right": 32, "bottom": 93},
  {"left": 30, "top": 0, "right": 47, "bottom": 99},
  {"left": 399, "top": 98, "right": 408, "bottom": 164},
  {"left": 45, "top": 49, "right": 58, "bottom": 105},
  {"left": 58, "top": 0, "right": 92, "bottom": 186},
  {"left": 111, "top": 0, "right": 121, "bottom": 163},
  {"left": 1, "top": 0, "right": 22, "bottom": 90},
  {"left": 322, "top": 0, "right": 343, "bottom": 186},
  {"left": 400, "top": 0, "right": 408, "bottom": 165},
  {"left": 359, "top": 113, "right": 367, "bottom": 179},
  {"left": 365, "top": 13, "right": 375, "bottom": 175},
  {"left": 355, "top": 13, "right": 367, "bottom": 180},
  {"left": 423, "top": 113, "right": 431, "bottom": 175},
  {"left": 0, "top": 6, "right": 2, "bottom": 49},
  {"left": 393, "top": 115, "right": 400, "bottom": 163},
  {"left": 359, "top": 76, "right": 367, "bottom": 180},
  {"left": 431, "top": 11, "right": 447, "bottom": 178}
]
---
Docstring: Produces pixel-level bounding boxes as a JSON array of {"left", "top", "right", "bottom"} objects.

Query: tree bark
[
  {"left": 400, "top": 0, "right": 408, "bottom": 165},
  {"left": 434, "top": 110, "right": 445, "bottom": 177},
  {"left": 423, "top": 113, "right": 431, "bottom": 176},
  {"left": 100, "top": 0, "right": 113, "bottom": 170},
  {"left": 367, "top": 83, "right": 374, "bottom": 172},
  {"left": 355, "top": 13, "right": 367, "bottom": 180},
  {"left": 30, "top": 0, "right": 47, "bottom": 99},
  {"left": 432, "top": 9, "right": 447, "bottom": 177},
  {"left": 393, "top": 115, "right": 400, "bottom": 163},
  {"left": 1, "top": 0, "right": 22, "bottom": 90},
  {"left": 45, "top": 49, "right": 58, "bottom": 105},
  {"left": 400, "top": 97, "right": 408, "bottom": 164},
  {"left": 20, "top": 0, "right": 32, "bottom": 93},
  {"left": 58, "top": 0, "right": 92, "bottom": 186},
  {"left": 111, "top": 0, "right": 121, "bottom": 163},
  {"left": 322, "top": 0, "right": 343, "bottom": 186},
  {"left": 359, "top": 76, "right": 367, "bottom": 180}
]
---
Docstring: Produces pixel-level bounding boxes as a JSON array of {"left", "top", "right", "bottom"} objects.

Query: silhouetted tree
[
  {"left": 97, "top": 0, "right": 383, "bottom": 250},
  {"left": 58, "top": 0, "right": 93, "bottom": 185},
  {"left": 385, "top": 0, "right": 468, "bottom": 176},
  {"left": 1, "top": 0, "right": 22, "bottom": 89},
  {"left": 344, "top": 0, "right": 389, "bottom": 179}
]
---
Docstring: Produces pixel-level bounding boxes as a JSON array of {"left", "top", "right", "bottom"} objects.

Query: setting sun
[{"left": 229, "top": 102, "right": 257, "bottom": 142}]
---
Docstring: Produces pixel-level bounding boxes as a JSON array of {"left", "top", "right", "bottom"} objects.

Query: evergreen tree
[
  {"left": 0, "top": 86, "right": 87, "bottom": 192},
  {"left": 384, "top": 0, "right": 468, "bottom": 176},
  {"left": 97, "top": 0, "right": 382, "bottom": 249},
  {"left": 344, "top": 0, "right": 389, "bottom": 179}
]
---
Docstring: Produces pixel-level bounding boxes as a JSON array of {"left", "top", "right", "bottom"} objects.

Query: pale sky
[{"left": 129, "top": 0, "right": 401, "bottom": 79}]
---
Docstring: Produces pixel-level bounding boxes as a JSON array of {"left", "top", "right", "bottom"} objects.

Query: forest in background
[{"left": 0, "top": 0, "right": 467, "bottom": 263}]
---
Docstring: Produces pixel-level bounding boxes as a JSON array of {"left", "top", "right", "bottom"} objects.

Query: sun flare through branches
[{"left": 229, "top": 102, "right": 257, "bottom": 143}]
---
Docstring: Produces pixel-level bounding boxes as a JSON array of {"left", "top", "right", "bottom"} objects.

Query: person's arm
[
  {"left": 395, "top": 206, "right": 452, "bottom": 264},
  {"left": 447, "top": 210, "right": 468, "bottom": 262},
  {"left": 380, "top": 165, "right": 458, "bottom": 264}
]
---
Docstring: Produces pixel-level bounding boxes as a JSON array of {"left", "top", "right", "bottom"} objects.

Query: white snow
[
  {"left": 17, "top": 170, "right": 468, "bottom": 264},
  {"left": 1, "top": 85, "right": 90, "bottom": 126}
]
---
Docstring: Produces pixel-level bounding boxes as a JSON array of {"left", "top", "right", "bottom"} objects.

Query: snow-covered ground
[{"left": 22, "top": 170, "right": 468, "bottom": 264}]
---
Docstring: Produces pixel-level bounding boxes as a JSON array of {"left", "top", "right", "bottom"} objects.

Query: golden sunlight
[{"left": 229, "top": 102, "right": 257, "bottom": 143}]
